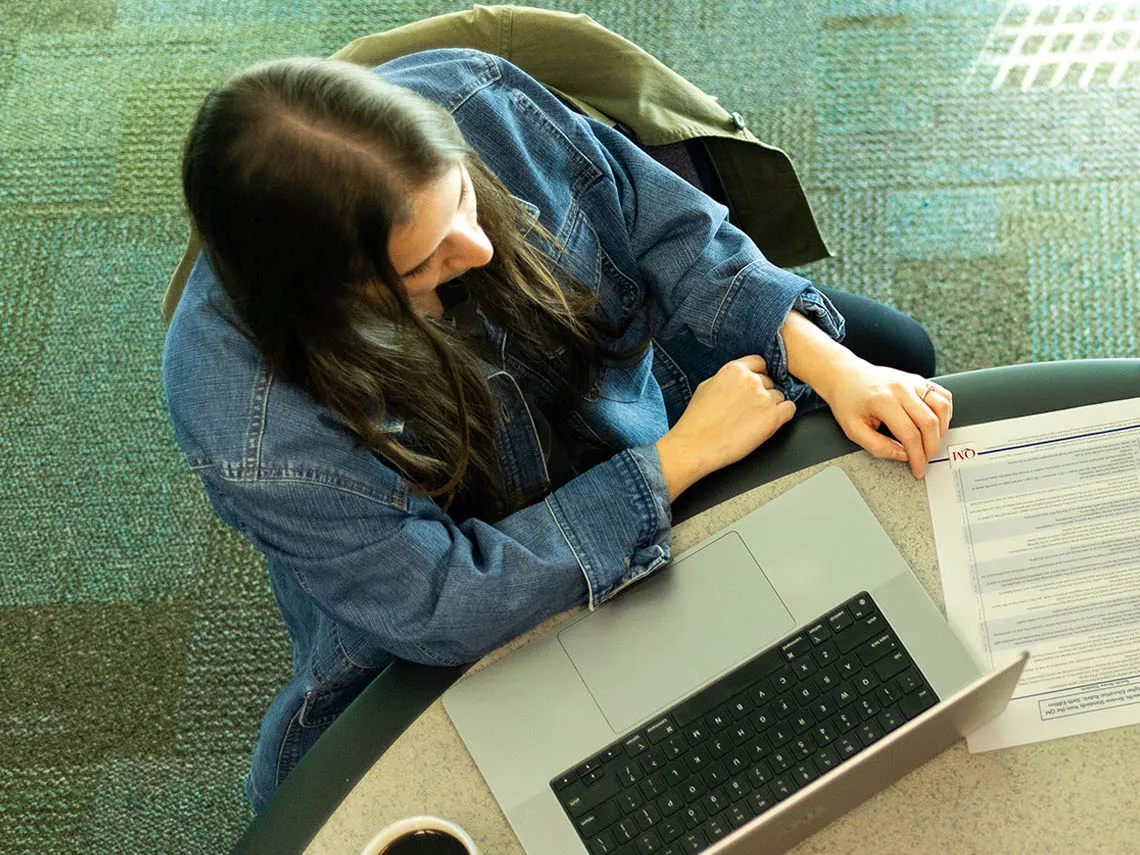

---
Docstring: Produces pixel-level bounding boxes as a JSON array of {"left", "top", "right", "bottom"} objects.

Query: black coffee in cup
[{"left": 380, "top": 829, "right": 470, "bottom": 855}]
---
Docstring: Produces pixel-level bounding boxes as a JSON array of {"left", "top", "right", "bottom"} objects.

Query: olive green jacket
[{"left": 162, "top": 4, "right": 828, "bottom": 322}]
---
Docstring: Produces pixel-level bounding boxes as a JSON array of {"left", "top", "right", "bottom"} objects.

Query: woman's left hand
[{"left": 819, "top": 358, "right": 952, "bottom": 479}]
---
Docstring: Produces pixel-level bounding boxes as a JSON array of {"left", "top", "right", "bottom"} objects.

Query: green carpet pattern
[{"left": 1, "top": 1, "right": 1137, "bottom": 851}]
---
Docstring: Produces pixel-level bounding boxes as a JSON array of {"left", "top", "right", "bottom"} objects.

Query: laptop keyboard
[{"left": 551, "top": 591, "right": 938, "bottom": 855}]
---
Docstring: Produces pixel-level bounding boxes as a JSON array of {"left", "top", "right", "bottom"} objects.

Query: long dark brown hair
[{"left": 182, "top": 56, "right": 639, "bottom": 515}]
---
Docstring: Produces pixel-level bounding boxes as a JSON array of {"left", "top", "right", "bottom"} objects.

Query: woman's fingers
[
  {"left": 735, "top": 354, "right": 767, "bottom": 374},
  {"left": 924, "top": 384, "right": 953, "bottom": 435},
  {"left": 902, "top": 391, "right": 944, "bottom": 463},
  {"left": 848, "top": 422, "right": 908, "bottom": 465}
]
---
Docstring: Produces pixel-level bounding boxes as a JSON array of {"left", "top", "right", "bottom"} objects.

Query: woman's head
[
  {"left": 387, "top": 159, "right": 494, "bottom": 316},
  {"left": 181, "top": 56, "right": 613, "bottom": 513},
  {"left": 182, "top": 56, "right": 482, "bottom": 345}
]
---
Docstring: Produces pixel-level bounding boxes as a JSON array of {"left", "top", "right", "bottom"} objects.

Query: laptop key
[
  {"left": 877, "top": 682, "right": 901, "bottom": 707},
  {"left": 747, "top": 735, "right": 771, "bottom": 761},
  {"left": 635, "top": 830, "right": 663, "bottom": 853},
  {"left": 578, "top": 801, "right": 621, "bottom": 835},
  {"left": 806, "top": 621, "right": 832, "bottom": 645},
  {"left": 613, "top": 818, "right": 640, "bottom": 843},
  {"left": 748, "top": 785, "right": 775, "bottom": 815},
  {"left": 618, "top": 791, "right": 644, "bottom": 815},
  {"left": 780, "top": 634, "right": 810, "bottom": 660},
  {"left": 854, "top": 670, "right": 880, "bottom": 695},
  {"left": 703, "top": 762, "right": 729, "bottom": 787},
  {"left": 727, "top": 802, "right": 751, "bottom": 829},
  {"left": 646, "top": 717, "right": 678, "bottom": 743},
  {"left": 771, "top": 774, "right": 797, "bottom": 800},
  {"left": 858, "top": 721, "right": 883, "bottom": 747},
  {"left": 625, "top": 733, "right": 650, "bottom": 757},
  {"left": 792, "top": 763, "right": 818, "bottom": 787},
  {"left": 618, "top": 763, "right": 643, "bottom": 786},
  {"left": 640, "top": 748, "right": 666, "bottom": 774},
  {"left": 771, "top": 666, "right": 795, "bottom": 691},
  {"left": 874, "top": 649, "right": 911, "bottom": 681},
  {"left": 791, "top": 735, "right": 815, "bottom": 758},
  {"left": 849, "top": 594, "right": 875, "bottom": 619},
  {"left": 564, "top": 774, "right": 621, "bottom": 817},
  {"left": 725, "top": 749, "right": 750, "bottom": 775},
  {"left": 769, "top": 748, "right": 794, "bottom": 772},
  {"left": 708, "top": 736, "right": 732, "bottom": 759},
  {"left": 702, "top": 813, "right": 730, "bottom": 842},
  {"left": 814, "top": 745, "right": 840, "bottom": 774},
  {"left": 900, "top": 686, "right": 937, "bottom": 719},
  {"left": 896, "top": 667, "right": 924, "bottom": 694},
  {"left": 857, "top": 697, "right": 880, "bottom": 721},
  {"left": 658, "top": 816, "right": 685, "bottom": 842},
  {"left": 815, "top": 667, "right": 840, "bottom": 690},
  {"left": 681, "top": 804, "right": 706, "bottom": 829},
  {"left": 725, "top": 776, "right": 749, "bottom": 802},
  {"left": 636, "top": 804, "right": 662, "bottom": 830},
  {"left": 813, "top": 641, "right": 839, "bottom": 666},
  {"left": 835, "top": 735, "right": 861, "bottom": 758},
  {"left": 662, "top": 763, "right": 686, "bottom": 787},
  {"left": 878, "top": 704, "right": 904, "bottom": 732},
  {"left": 827, "top": 607, "right": 854, "bottom": 633},
  {"left": 587, "top": 829, "right": 618, "bottom": 855},
  {"left": 747, "top": 760, "right": 773, "bottom": 787},
  {"left": 641, "top": 773, "right": 667, "bottom": 800},
  {"left": 791, "top": 711, "right": 814, "bottom": 733},
  {"left": 657, "top": 790, "right": 684, "bottom": 816},
  {"left": 769, "top": 724, "right": 794, "bottom": 747},
  {"left": 662, "top": 734, "right": 688, "bottom": 759},
  {"left": 702, "top": 787, "right": 729, "bottom": 815},
  {"left": 678, "top": 830, "right": 706, "bottom": 853},
  {"left": 681, "top": 779, "right": 706, "bottom": 803},
  {"left": 705, "top": 709, "right": 731, "bottom": 731},
  {"left": 583, "top": 767, "right": 606, "bottom": 786}
]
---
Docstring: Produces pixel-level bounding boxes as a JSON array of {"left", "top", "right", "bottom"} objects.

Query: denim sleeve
[
  {"left": 204, "top": 445, "right": 670, "bottom": 668},
  {"left": 585, "top": 118, "right": 846, "bottom": 407}
]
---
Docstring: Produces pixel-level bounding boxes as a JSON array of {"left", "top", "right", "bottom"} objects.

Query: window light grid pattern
[{"left": 973, "top": 2, "right": 1140, "bottom": 90}]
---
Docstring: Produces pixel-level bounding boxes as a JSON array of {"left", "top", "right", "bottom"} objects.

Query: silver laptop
[{"left": 443, "top": 467, "right": 1026, "bottom": 855}]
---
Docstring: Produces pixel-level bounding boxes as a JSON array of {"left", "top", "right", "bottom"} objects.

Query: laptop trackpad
[{"left": 558, "top": 531, "right": 795, "bottom": 734}]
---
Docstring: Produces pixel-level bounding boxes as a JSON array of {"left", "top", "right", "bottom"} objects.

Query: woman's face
[{"left": 387, "top": 162, "right": 493, "bottom": 316}]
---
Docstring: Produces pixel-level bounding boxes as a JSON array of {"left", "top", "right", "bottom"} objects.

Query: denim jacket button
[{"left": 731, "top": 111, "right": 747, "bottom": 130}]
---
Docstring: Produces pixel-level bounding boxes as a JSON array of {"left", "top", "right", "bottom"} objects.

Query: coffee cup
[{"left": 359, "top": 815, "right": 479, "bottom": 855}]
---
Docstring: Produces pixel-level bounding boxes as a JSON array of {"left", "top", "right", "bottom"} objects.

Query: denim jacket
[{"left": 161, "top": 49, "right": 843, "bottom": 812}]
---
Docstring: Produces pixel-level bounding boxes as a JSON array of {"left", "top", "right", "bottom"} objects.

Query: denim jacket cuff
[
  {"left": 770, "top": 285, "right": 846, "bottom": 411},
  {"left": 545, "top": 446, "right": 672, "bottom": 611}
]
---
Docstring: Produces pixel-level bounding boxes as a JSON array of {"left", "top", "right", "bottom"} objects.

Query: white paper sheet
[{"left": 926, "top": 397, "right": 1140, "bottom": 751}]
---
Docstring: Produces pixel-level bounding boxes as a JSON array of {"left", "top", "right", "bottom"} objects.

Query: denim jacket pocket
[{"left": 555, "top": 203, "right": 602, "bottom": 293}]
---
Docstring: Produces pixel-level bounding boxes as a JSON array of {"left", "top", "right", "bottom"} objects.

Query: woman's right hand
[{"left": 655, "top": 355, "right": 796, "bottom": 501}]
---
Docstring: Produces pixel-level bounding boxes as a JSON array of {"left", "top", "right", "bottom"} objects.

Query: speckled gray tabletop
[{"left": 306, "top": 451, "right": 1140, "bottom": 855}]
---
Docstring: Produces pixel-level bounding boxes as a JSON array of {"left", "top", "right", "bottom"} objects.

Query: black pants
[{"left": 815, "top": 286, "right": 936, "bottom": 378}]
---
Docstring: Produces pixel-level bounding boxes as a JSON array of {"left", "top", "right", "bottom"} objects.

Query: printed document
[{"left": 926, "top": 397, "right": 1140, "bottom": 751}]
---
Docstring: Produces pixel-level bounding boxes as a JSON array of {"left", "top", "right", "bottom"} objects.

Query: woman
[{"left": 164, "top": 49, "right": 951, "bottom": 812}]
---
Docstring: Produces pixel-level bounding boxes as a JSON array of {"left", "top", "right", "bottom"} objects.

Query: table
[{"left": 232, "top": 359, "right": 1140, "bottom": 855}]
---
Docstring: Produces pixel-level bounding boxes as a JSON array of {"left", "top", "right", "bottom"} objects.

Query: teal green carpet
[{"left": 1, "top": 1, "right": 1137, "bottom": 852}]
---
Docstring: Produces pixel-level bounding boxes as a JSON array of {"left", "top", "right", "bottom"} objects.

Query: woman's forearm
[{"left": 779, "top": 309, "right": 862, "bottom": 401}]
